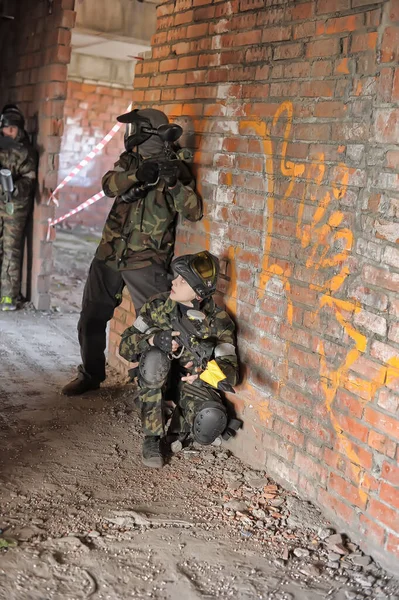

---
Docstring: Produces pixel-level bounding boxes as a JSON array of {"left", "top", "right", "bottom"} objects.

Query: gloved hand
[
  {"left": 120, "top": 183, "right": 147, "bottom": 202},
  {"left": 152, "top": 330, "right": 180, "bottom": 353},
  {"left": 217, "top": 379, "right": 236, "bottom": 394},
  {"left": 136, "top": 161, "right": 159, "bottom": 184},
  {"left": 159, "top": 163, "right": 179, "bottom": 188}
]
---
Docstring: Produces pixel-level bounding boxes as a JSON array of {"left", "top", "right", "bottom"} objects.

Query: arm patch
[
  {"left": 133, "top": 315, "right": 150, "bottom": 333},
  {"left": 214, "top": 342, "right": 236, "bottom": 358}
]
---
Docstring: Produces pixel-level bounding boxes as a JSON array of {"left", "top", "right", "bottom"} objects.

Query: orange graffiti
[
  {"left": 225, "top": 245, "right": 237, "bottom": 316},
  {"left": 273, "top": 102, "right": 305, "bottom": 204},
  {"left": 171, "top": 99, "right": 398, "bottom": 504},
  {"left": 234, "top": 100, "right": 398, "bottom": 500},
  {"left": 241, "top": 381, "right": 272, "bottom": 426}
]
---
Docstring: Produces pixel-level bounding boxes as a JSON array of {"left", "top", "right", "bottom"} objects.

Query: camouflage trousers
[
  {"left": 139, "top": 378, "right": 223, "bottom": 437},
  {"left": 0, "top": 200, "right": 30, "bottom": 298}
]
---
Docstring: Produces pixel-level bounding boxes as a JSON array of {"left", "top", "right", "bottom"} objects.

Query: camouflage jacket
[
  {"left": 96, "top": 151, "right": 202, "bottom": 270},
  {"left": 120, "top": 293, "right": 239, "bottom": 386},
  {"left": 0, "top": 139, "right": 37, "bottom": 208}
]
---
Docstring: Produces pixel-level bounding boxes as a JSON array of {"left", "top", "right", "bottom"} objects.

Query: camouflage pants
[
  {"left": 140, "top": 378, "right": 223, "bottom": 437},
  {"left": 0, "top": 201, "right": 30, "bottom": 298}
]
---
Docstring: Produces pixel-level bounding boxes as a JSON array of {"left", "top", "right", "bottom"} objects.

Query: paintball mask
[
  {"left": 0, "top": 105, "right": 25, "bottom": 130},
  {"left": 172, "top": 251, "right": 220, "bottom": 299},
  {"left": 117, "top": 108, "right": 183, "bottom": 154}
]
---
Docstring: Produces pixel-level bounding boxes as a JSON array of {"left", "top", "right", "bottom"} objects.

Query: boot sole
[
  {"left": 142, "top": 456, "right": 164, "bottom": 468},
  {"left": 61, "top": 384, "right": 100, "bottom": 396}
]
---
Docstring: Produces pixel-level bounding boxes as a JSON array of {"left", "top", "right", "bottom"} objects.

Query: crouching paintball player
[
  {"left": 0, "top": 105, "right": 37, "bottom": 311},
  {"left": 119, "top": 250, "right": 241, "bottom": 468}
]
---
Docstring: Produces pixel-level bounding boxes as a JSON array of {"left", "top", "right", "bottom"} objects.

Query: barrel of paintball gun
[{"left": 0, "top": 168, "right": 14, "bottom": 193}]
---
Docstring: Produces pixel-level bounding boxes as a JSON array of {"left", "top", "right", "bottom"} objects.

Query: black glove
[
  {"left": 120, "top": 183, "right": 147, "bottom": 202},
  {"left": 136, "top": 161, "right": 159, "bottom": 184},
  {"left": 152, "top": 330, "right": 178, "bottom": 353},
  {"left": 159, "top": 163, "right": 179, "bottom": 188},
  {"left": 177, "top": 161, "right": 193, "bottom": 186},
  {"left": 217, "top": 379, "right": 236, "bottom": 394},
  {"left": 161, "top": 161, "right": 193, "bottom": 187}
]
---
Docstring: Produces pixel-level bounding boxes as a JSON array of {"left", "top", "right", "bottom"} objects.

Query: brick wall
[
  {"left": 108, "top": 0, "right": 399, "bottom": 573},
  {"left": 0, "top": 0, "right": 75, "bottom": 308},
  {"left": 56, "top": 80, "right": 131, "bottom": 231}
]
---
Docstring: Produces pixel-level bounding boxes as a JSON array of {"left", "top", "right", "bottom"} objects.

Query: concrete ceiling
[{"left": 72, "top": 31, "right": 150, "bottom": 62}]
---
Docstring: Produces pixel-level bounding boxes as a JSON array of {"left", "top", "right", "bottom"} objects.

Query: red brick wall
[
  {"left": 108, "top": 294, "right": 136, "bottom": 375},
  {"left": 0, "top": 0, "right": 75, "bottom": 308},
  {"left": 109, "top": 0, "right": 399, "bottom": 573},
  {"left": 56, "top": 81, "right": 131, "bottom": 230}
]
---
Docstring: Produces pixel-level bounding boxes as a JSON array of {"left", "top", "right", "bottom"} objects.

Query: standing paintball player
[
  {"left": 62, "top": 108, "right": 202, "bottom": 396},
  {"left": 0, "top": 105, "right": 37, "bottom": 311},
  {"left": 119, "top": 251, "right": 240, "bottom": 467}
]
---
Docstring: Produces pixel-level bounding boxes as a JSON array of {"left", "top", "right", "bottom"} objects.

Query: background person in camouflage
[
  {"left": 62, "top": 108, "right": 202, "bottom": 396},
  {"left": 119, "top": 251, "right": 239, "bottom": 468},
  {"left": 0, "top": 105, "right": 37, "bottom": 311}
]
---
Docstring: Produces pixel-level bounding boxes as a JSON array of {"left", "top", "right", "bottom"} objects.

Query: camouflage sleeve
[
  {"left": 13, "top": 148, "right": 36, "bottom": 200},
  {"left": 102, "top": 152, "right": 139, "bottom": 198},
  {"left": 167, "top": 179, "right": 203, "bottom": 222},
  {"left": 119, "top": 299, "right": 161, "bottom": 361},
  {"left": 212, "top": 311, "right": 239, "bottom": 386}
]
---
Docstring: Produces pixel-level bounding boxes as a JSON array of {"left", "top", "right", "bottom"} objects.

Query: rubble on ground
[
  {"left": 2, "top": 400, "right": 398, "bottom": 600},
  {"left": 1, "top": 231, "right": 398, "bottom": 599}
]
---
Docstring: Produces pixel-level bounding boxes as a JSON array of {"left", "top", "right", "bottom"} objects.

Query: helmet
[
  {"left": 117, "top": 108, "right": 168, "bottom": 153},
  {"left": 172, "top": 251, "right": 219, "bottom": 299},
  {"left": 0, "top": 105, "right": 25, "bottom": 130}
]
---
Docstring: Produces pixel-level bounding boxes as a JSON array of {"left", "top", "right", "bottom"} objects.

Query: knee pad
[
  {"left": 193, "top": 400, "right": 228, "bottom": 446},
  {"left": 139, "top": 347, "right": 171, "bottom": 389}
]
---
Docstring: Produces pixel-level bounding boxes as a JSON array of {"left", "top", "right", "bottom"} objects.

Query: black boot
[
  {"left": 168, "top": 432, "right": 191, "bottom": 454},
  {"left": 61, "top": 374, "right": 100, "bottom": 396},
  {"left": 142, "top": 436, "right": 163, "bottom": 468}
]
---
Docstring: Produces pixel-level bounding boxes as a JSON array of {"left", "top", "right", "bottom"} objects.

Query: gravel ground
[{"left": 0, "top": 230, "right": 398, "bottom": 600}]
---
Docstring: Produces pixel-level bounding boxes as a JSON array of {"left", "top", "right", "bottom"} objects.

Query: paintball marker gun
[
  {"left": 171, "top": 309, "right": 214, "bottom": 370},
  {"left": 0, "top": 136, "right": 20, "bottom": 151},
  {"left": 0, "top": 168, "right": 14, "bottom": 215},
  {"left": 171, "top": 310, "right": 235, "bottom": 394},
  {"left": 120, "top": 156, "right": 192, "bottom": 203}
]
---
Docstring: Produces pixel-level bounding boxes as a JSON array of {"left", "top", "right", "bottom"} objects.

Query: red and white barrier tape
[
  {"left": 48, "top": 102, "right": 132, "bottom": 206},
  {"left": 46, "top": 190, "right": 105, "bottom": 241}
]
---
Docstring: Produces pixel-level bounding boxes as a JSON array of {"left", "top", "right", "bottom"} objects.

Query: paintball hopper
[{"left": 148, "top": 123, "right": 183, "bottom": 143}]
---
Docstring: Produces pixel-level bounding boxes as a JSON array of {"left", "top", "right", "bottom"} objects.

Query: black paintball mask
[
  {"left": 172, "top": 251, "right": 220, "bottom": 299},
  {"left": 117, "top": 108, "right": 183, "bottom": 155},
  {"left": 0, "top": 105, "right": 25, "bottom": 131}
]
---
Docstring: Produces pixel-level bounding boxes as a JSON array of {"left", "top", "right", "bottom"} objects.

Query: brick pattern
[
  {"left": 56, "top": 81, "right": 131, "bottom": 230},
  {"left": 0, "top": 0, "right": 75, "bottom": 309},
  {"left": 108, "top": 296, "right": 136, "bottom": 376},
  {"left": 108, "top": 0, "right": 399, "bottom": 573}
]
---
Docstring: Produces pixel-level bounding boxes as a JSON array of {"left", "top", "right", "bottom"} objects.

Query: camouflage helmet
[
  {"left": 172, "top": 251, "right": 219, "bottom": 299},
  {"left": 0, "top": 104, "right": 25, "bottom": 130}
]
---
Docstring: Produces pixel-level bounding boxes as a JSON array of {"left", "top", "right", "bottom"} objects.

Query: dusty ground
[
  {"left": 0, "top": 230, "right": 398, "bottom": 600},
  {"left": 50, "top": 229, "right": 101, "bottom": 313}
]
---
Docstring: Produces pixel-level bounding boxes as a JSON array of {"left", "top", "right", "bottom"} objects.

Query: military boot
[
  {"left": 169, "top": 432, "right": 191, "bottom": 454},
  {"left": 0, "top": 296, "right": 17, "bottom": 311},
  {"left": 61, "top": 375, "right": 100, "bottom": 396},
  {"left": 142, "top": 436, "right": 163, "bottom": 468}
]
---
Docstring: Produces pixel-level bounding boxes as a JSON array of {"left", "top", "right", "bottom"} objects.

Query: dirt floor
[{"left": 0, "top": 230, "right": 398, "bottom": 600}]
